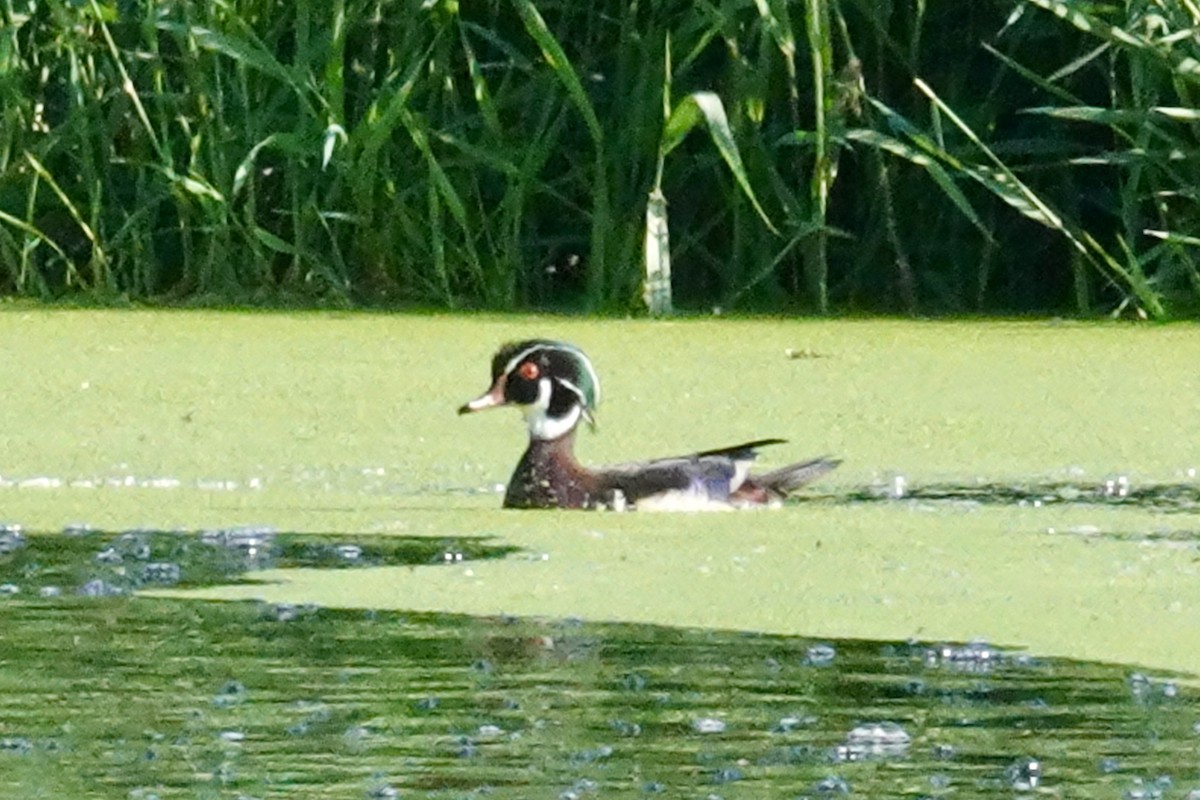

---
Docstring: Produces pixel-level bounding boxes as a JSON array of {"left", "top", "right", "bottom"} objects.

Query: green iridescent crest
[{"left": 495, "top": 339, "right": 601, "bottom": 412}]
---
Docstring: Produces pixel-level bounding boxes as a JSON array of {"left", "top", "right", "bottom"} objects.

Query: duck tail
[{"left": 756, "top": 456, "right": 841, "bottom": 497}]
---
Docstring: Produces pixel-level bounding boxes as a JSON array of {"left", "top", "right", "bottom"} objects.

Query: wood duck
[{"left": 458, "top": 339, "right": 840, "bottom": 510}]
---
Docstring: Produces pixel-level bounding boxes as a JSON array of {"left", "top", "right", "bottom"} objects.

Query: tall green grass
[{"left": 1, "top": 0, "right": 1198, "bottom": 316}]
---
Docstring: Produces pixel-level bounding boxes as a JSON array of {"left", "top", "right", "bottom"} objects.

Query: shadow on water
[
  {"left": 0, "top": 525, "right": 517, "bottom": 597},
  {"left": 841, "top": 476, "right": 1200, "bottom": 514},
  {"left": 0, "top": 527, "right": 1198, "bottom": 798},
  {"left": 820, "top": 478, "right": 1200, "bottom": 547}
]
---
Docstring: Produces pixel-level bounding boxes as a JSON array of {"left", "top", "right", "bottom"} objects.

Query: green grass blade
[
  {"left": 23, "top": 152, "right": 104, "bottom": 266},
  {"left": 1145, "top": 229, "right": 1200, "bottom": 248},
  {"left": 663, "top": 92, "right": 778, "bottom": 234},
  {"left": 510, "top": 0, "right": 602, "bottom": 144},
  {"left": 510, "top": 0, "right": 609, "bottom": 305},
  {"left": 0, "top": 209, "right": 71, "bottom": 263},
  {"left": 843, "top": 128, "right": 991, "bottom": 239},
  {"left": 398, "top": 107, "right": 483, "bottom": 304},
  {"left": 90, "top": 0, "right": 164, "bottom": 163},
  {"left": 913, "top": 78, "right": 1165, "bottom": 317},
  {"left": 156, "top": 21, "right": 310, "bottom": 107},
  {"left": 458, "top": 25, "right": 503, "bottom": 138},
  {"left": 802, "top": 0, "right": 833, "bottom": 312}
]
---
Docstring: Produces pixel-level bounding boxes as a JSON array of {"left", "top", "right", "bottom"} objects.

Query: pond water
[
  {"left": 1, "top": 511, "right": 1197, "bottom": 799},
  {"left": 2, "top": 312, "right": 1200, "bottom": 796}
]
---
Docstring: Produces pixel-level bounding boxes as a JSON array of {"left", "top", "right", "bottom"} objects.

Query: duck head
[{"left": 458, "top": 339, "right": 601, "bottom": 441}]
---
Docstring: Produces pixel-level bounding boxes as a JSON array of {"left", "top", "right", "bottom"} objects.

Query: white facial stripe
[
  {"left": 555, "top": 376, "right": 597, "bottom": 427},
  {"left": 502, "top": 343, "right": 547, "bottom": 377},
  {"left": 535, "top": 376, "right": 552, "bottom": 409},
  {"left": 555, "top": 377, "right": 586, "bottom": 405},
  {"left": 523, "top": 390, "right": 582, "bottom": 440},
  {"left": 576, "top": 350, "right": 601, "bottom": 405},
  {"left": 502, "top": 342, "right": 601, "bottom": 407}
]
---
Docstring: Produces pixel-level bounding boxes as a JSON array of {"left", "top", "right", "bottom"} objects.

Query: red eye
[{"left": 518, "top": 361, "right": 540, "bottom": 380}]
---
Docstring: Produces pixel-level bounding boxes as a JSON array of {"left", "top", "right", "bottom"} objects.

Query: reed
[{"left": 1, "top": 0, "right": 1197, "bottom": 316}]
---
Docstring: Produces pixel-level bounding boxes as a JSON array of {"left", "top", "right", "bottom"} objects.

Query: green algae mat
[{"left": 2, "top": 309, "right": 1198, "bottom": 677}]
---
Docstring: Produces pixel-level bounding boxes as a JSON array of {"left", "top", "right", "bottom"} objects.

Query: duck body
[{"left": 459, "top": 340, "right": 839, "bottom": 511}]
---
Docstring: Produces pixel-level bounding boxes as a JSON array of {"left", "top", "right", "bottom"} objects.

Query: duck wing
[{"left": 598, "top": 439, "right": 788, "bottom": 508}]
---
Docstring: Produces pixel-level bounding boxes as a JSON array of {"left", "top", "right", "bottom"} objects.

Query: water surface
[
  {"left": 1, "top": 529, "right": 1197, "bottom": 799},
  {"left": 1, "top": 311, "right": 1199, "bottom": 795}
]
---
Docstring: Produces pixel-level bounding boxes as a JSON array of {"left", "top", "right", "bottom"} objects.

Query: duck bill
[{"left": 457, "top": 382, "right": 507, "bottom": 415}]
